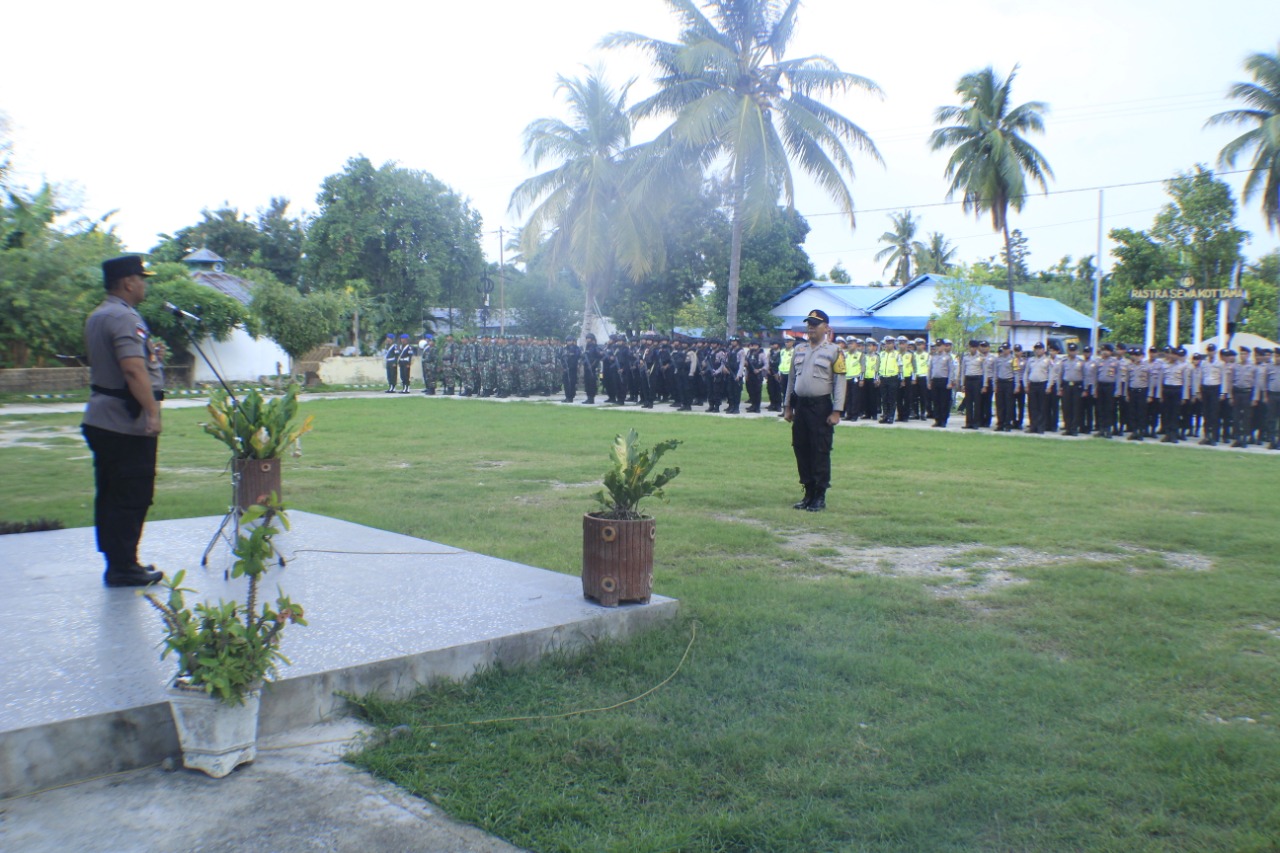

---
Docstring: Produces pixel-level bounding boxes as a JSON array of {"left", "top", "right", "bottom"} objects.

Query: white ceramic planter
[{"left": 166, "top": 681, "right": 261, "bottom": 778}]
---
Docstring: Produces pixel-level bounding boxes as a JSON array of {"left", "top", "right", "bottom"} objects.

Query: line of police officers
[
  {"left": 381, "top": 330, "right": 1280, "bottom": 450},
  {"left": 831, "top": 335, "right": 1280, "bottom": 449}
]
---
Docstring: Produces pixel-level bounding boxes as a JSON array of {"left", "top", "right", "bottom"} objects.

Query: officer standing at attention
[
  {"left": 396, "top": 334, "right": 416, "bottom": 393},
  {"left": 419, "top": 334, "right": 436, "bottom": 394},
  {"left": 959, "top": 340, "right": 985, "bottom": 429},
  {"left": 876, "top": 335, "right": 901, "bottom": 424},
  {"left": 82, "top": 255, "right": 166, "bottom": 588},
  {"left": 561, "top": 336, "right": 581, "bottom": 402},
  {"left": 784, "top": 310, "right": 846, "bottom": 512},
  {"left": 383, "top": 333, "right": 399, "bottom": 393}
]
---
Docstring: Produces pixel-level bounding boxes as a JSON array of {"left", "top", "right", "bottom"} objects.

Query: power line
[{"left": 803, "top": 168, "right": 1257, "bottom": 220}]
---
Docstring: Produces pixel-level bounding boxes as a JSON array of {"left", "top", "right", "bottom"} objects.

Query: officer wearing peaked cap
[{"left": 784, "top": 310, "right": 845, "bottom": 511}]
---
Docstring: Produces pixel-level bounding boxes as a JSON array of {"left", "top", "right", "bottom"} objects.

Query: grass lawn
[{"left": 4, "top": 396, "right": 1280, "bottom": 851}]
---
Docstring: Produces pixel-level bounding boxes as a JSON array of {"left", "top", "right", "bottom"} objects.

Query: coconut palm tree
[
  {"left": 915, "top": 232, "right": 958, "bottom": 275},
  {"left": 930, "top": 65, "right": 1053, "bottom": 338},
  {"left": 509, "top": 71, "right": 657, "bottom": 338},
  {"left": 603, "top": 0, "right": 882, "bottom": 337},
  {"left": 874, "top": 211, "right": 919, "bottom": 285},
  {"left": 1207, "top": 43, "right": 1280, "bottom": 233}
]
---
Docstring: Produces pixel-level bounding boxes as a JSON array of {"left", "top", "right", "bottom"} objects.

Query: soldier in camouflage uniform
[{"left": 419, "top": 334, "right": 437, "bottom": 394}]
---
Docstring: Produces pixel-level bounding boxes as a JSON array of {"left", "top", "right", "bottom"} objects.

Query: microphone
[{"left": 165, "top": 302, "right": 202, "bottom": 323}]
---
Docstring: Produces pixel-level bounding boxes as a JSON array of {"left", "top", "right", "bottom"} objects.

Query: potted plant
[
  {"left": 203, "top": 384, "right": 314, "bottom": 510},
  {"left": 144, "top": 498, "right": 306, "bottom": 777},
  {"left": 582, "top": 429, "right": 681, "bottom": 607}
]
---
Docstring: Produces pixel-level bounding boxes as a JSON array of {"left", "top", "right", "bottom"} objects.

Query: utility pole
[
  {"left": 498, "top": 226, "right": 506, "bottom": 337},
  {"left": 1091, "top": 189, "right": 1103, "bottom": 349}
]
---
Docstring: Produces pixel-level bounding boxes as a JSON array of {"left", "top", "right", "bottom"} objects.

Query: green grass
[{"left": 4, "top": 397, "right": 1280, "bottom": 851}]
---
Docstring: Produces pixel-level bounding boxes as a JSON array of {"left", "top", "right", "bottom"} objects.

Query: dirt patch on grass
[
  {"left": 0, "top": 421, "right": 84, "bottom": 449},
  {"left": 714, "top": 514, "right": 1214, "bottom": 600}
]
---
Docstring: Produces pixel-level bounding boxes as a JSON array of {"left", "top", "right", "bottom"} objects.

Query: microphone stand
[{"left": 166, "top": 309, "right": 286, "bottom": 572}]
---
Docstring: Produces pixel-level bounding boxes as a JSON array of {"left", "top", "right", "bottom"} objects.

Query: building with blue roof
[{"left": 771, "top": 274, "right": 1102, "bottom": 346}]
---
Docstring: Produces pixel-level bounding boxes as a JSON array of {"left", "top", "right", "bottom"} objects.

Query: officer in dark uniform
[
  {"left": 561, "top": 336, "right": 581, "bottom": 402},
  {"left": 396, "top": 334, "right": 415, "bottom": 393},
  {"left": 382, "top": 333, "right": 399, "bottom": 393},
  {"left": 82, "top": 255, "right": 166, "bottom": 587},
  {"left": 581, "top": 333, "right": 600, "bottom": 403}
]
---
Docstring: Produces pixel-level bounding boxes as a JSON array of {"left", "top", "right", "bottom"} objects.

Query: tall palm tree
[
  {"left": 509, "top": 71, "right": 656, "bottom": 338},
  {"left": 874, "top": 211, "right": 919, "bottom": 285},
  {"left": 930, "top": 65, "right": 1053, "bottom": 338},
  {"left": 604, "top": 0, "right": 882, "bottom": 337},
  {"left": 1206, "top": 43, "right": 1280, "bottom": 233},
  {"left": 915, "top": 231, "right": 957, "bottom": 275}
]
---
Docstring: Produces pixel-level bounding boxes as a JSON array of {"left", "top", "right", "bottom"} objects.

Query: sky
[{"left": 4, "top": 0, "right": 1277, "bottom": 286}]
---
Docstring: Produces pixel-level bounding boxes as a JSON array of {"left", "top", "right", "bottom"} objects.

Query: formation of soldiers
[
  {"left": 383, "top": 331, "right": 1280, "bottom": 450},
  {"left": 833, "top": 335, "right": 1280, "bottom": 449}
]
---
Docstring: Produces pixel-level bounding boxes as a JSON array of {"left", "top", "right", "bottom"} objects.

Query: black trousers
[
  {"left": 766, "top": 374, "right": 782, "bottom": 410},
  {"left": 930, "top": 378, "right": 952, "bottom": 426},
  {"left": 1232, "top": 391, "right": 1255, "bottom": 442},
  {"left": 583, "top": 365, "right": 598, "bottom": 401},
  {"left": 1202, "top": 388, "right": 1221, "bottom": 441},
  {"left": 82, "top": 424, "right": 157, "bottom": 570},
  {"left": 1096, "top": 382, "right": 1116, "bottom": 434},
  {"left": 844, "top": 378, "right": 860, "bottom": 418},
  {"left": 1160, "top": 387, "right": 1182, "bottom": 439},
  {"left": 790, "top": 395, "right": 835, "bottom": 491},
  {"left": 995, "top": 379, "right": 1015, "bottom": 429},
  {"left": 963, "top": 375, "right": 983, "bottom": 427},
  {"left": 1128, "top": 390, "right": 1149, "bottom": 437},
  {"left": 879, "top": 377, "right": 899, "bottom": 423},
  {"left": 385, "top": 362, "right": 397, "bottom": 386},
  {"left": 1061, "top": 382, "right": 1083, "bottom": 434},
  {"left": 1027, "top": 381, "right": 1047, "bottom": 433}
]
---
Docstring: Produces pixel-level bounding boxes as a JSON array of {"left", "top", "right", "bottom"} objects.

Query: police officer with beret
[
  {"left": 82, "top": 256, "right": 166, "bottom": 587},
  {"left": 784, "top": 309, "right": 846, "bottom": 511}
]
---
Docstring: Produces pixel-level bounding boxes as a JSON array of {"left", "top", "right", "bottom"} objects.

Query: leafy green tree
[
  {"left": 510, "top": 71, "right": 659, "bottom": 339},
  {"left": 305, "top": 156, "right": 483, "bottom": 346},
  {"left": 930, "top": 65, "right": 1053, "bottom": 337},
  {"left": 1240, "top": 249, "right": 1279, "bottom": 341},
  {"left": 139, "top": 263, "right": 251, "bottom": 359},
  {"left": 708, "top": 206, "right": 815, "bottom": 335},
  {"left": 249, "top": 273, "right": 351, "bottom": 362},
  {"left": 828, "top": 263, "right": 852, "bottom": 284},
  {"left": 874, "top": 211, "right": 919, "bottom": 285},
  {"left": 1206, "top": 43, "right": 1280, "bottom": 232},
  {"left": 151, "top": 208, "right": 265, "bottom": 269},
  {"left": 605, "top": 0, "right": 882, "bottom": 337},
  {"left": 1001, "top": 228, "right": 1031, "bottom": 286},
  {"left": 929, "top": 264, "right": 998, "bottom": 345},
  {"left": 607, "top": 181, "right": 727, "bottom": 333},
  {"left": 1101, "top": 228, "right": 1172, "bottom": 343},
  {"left": 916, "top": 232, "right": 958, "bottom": 275},
  {"left": 251, "top": 198, "right": 305, "bottom": 287},
  {"left": 1151, "top": 166, "right": 1248, "bottom": 288}
]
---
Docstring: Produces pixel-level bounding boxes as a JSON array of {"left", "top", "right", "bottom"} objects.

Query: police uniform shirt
[
  {"left": 1025, "top": 354, "right": 1052, "bottom": 383},
  {"left": 993, "top": 354, "right": 1016, "bottom": 381},
  {"left": 84, "top": 294, "right": 164, "bottom": 436},
  {"left": 1059, "top": 356, "right": 1085, "bottom": 384},
  {"left": 787, "top": 339, "right": 847, "bottom": 409}
]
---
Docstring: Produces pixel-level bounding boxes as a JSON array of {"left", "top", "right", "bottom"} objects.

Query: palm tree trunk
[
  {"left": 1002, "top": 219, "right": 1016, "bottom": 345},
  {"left": 726, "top": 167, "right": 746, "bottom": 339},
  {"left": 582, "top": 280, "right": 599, "bottom": 342}
]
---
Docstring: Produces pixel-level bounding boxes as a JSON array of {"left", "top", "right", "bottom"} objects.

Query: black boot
[
  {"left": 792, "top": 486, "right": 813, "bottom": 510},
  {"left": 806, "top": 490, "right": 827, "bottom": 512},
  {"left": 104, "top": 563, "right": 164, "bottom": 588}
]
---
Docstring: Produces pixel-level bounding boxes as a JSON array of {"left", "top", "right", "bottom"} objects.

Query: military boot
[{"left": 792, "top": 486, "right": 813, "bottom": 510}]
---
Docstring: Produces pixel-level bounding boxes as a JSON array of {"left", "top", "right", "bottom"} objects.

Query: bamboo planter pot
[
  {"left": 234, "top": 457, "right": 282, "bottom": 511},
  {"left": 582, "top": 513, "right": 655, "bottom": 606}
]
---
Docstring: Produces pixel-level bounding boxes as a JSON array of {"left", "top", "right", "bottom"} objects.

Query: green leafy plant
[
  {"left": 592, "top": 429, "right": 681, "bottom": 520},
  {"left": 144, "top": 498, "right": 306, "bottom": 705},
  {"left": 203, "top": 384, "right": 314, "bottom": 459}
]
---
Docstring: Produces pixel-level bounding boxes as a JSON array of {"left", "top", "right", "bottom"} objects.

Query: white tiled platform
[{"left": 0, "top": 512, "right": 677, "bottom": 798}]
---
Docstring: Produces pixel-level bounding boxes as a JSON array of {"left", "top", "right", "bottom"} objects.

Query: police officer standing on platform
[
  {"left": 784, "top": 310, "right": 846, "bottom": 512},
  {"left": 82, "top": 255, "right": 166, "bottom": 588}
]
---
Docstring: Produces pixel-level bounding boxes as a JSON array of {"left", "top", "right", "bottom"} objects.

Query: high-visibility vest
[
  {"left": 846, "top": 353, "right": 863, "bottom": 379},
  {"left": 915, "top": 352, "right": 929, "bottom": 376},
  {"left": 901, "top": 351, "right": 916, "bottom": 378},
  {"left": 879, "top": 352, "right": 900, "bottom": 378},
  {"left": 863, "top": 352, "right": 879, "bottom": 378},
  {"left": 780, "top": 349, "right": 794, "bottom": 373}
]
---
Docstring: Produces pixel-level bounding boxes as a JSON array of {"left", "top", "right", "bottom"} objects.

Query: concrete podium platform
[{"left": 0, "top": 512, "right": 678, "bottom": 799}]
